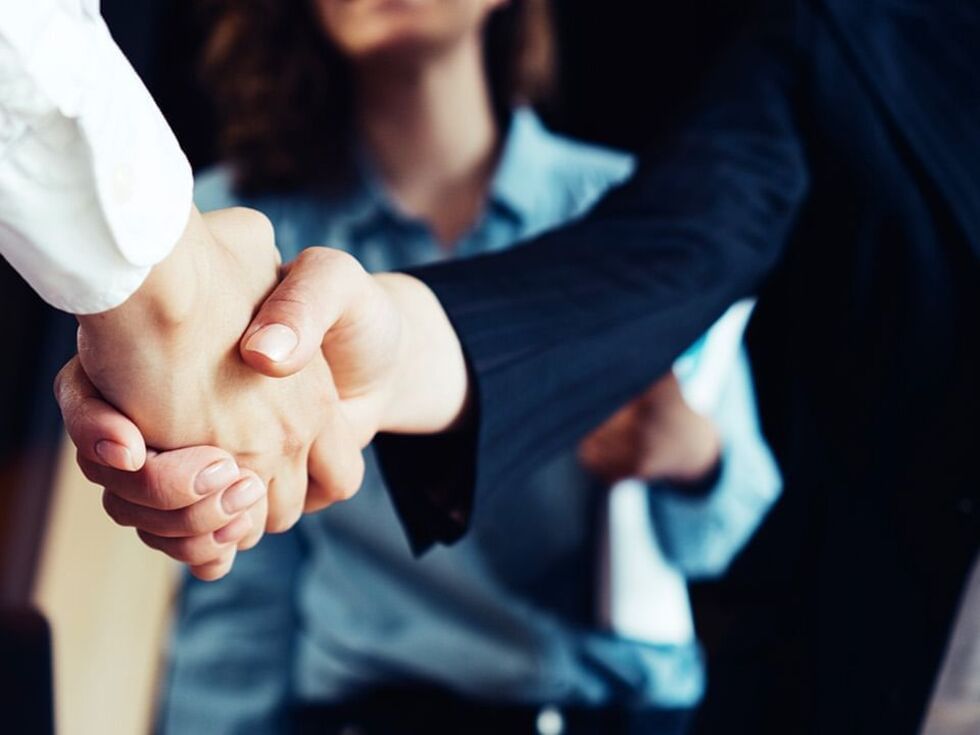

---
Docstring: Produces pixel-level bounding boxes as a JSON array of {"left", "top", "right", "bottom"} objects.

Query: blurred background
[{"left": 0, "top": 2, "right": 975, "bottom": 734}]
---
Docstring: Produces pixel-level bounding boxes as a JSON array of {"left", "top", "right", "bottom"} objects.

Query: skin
[
  {"left": 320, "top": 0, "right": 506, "bottom": 246},
  {"left": 60, "top": 0, "right": 502, "bottom": 579},
  {"left": 578, "top": 374, "right": 722, "bottom": 486},
  {"left": 59, "top": 0, "right": 720, "bottom": 578},
  {"left": 63, "top": 243, "right": 721, "bottom": 579},
  {"left": 66, "top": 209, "right": 369, "bottom": 578}
]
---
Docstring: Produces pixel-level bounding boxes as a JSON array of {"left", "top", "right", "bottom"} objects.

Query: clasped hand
[{"left": 58, "top": 207, "right": 413, "bottom": 579}]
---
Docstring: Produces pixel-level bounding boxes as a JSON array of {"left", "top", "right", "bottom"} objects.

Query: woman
[{"left": 159, "top": 1, "right": 780, "bottom": 733}]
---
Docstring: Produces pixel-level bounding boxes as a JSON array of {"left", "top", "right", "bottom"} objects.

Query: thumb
[
  {"left": 240, "top": 248, "right": 363, "bottom": 378},
  {"left": 54, "top": 356, "right": 147, "bottom": 471}
]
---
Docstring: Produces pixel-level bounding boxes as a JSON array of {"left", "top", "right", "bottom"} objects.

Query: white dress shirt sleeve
[{"left": 0, "top": 0, "right": 192, "bottom": 314}]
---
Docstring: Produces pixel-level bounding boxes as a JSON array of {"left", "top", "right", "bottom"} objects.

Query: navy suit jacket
[{"left": 377, "top": 1, "right": 980, "bottom": 731}]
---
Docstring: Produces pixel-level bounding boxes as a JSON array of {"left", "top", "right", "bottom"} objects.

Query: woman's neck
[{"left": 355, "top": 38, "right": 499, "bottom": 247}]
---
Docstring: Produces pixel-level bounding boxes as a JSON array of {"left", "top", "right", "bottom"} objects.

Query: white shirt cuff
[{"left": 0, "top": 3, "right": 192, "bottom": 314}]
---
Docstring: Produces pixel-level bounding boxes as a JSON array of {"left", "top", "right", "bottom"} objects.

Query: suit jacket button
[{"left": 536, "top": 705, "right": 565, "bottom": 735}]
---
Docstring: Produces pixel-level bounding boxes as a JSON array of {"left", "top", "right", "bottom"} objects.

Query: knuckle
[
  {"left": 52, "top": 357, "right": 82, "bottom": 406},
  {"left": 101, "top": 491, "right": 128, "bottom": 526},
  {"left": 297, "top": 246, "right": 360, "bottom": 279},
  {"left": 280, "top": 433, "right": 307, "bottom": 460},
  {"left": 235, "top": 207, "right": 274, "bottom": 239},
  {"left": 192, "top": 563, "right": 230, "bottom": 582},
  {"left": 193, "top": 550, "right": 236, "bottom": 581},
  {"left": 77, "top": 455, "right": 105, "bottom": 485},
  {"left": 336, "top": 458, "right": 365, "bottom": 502},
  {"left": 171, "top": 536, "right": 213, "bottom": 565},
  {"left": 143, "top": 469, "right": 185, "bottom": 511},
  {"left": 182, "top": 506, "right": 216, "bottom": 536},
  {"left": 137, "top": 529, "right": 163, "bottom": 553},
  {"left": 237, "top": 529, "right": 263, "bottom": 551},
  {"left": 265, "top": 503, "right": 302, "bottom": 534},
  {"left": 305, "top": 483, "right": 334, "bottom": 513},
  {"left": 52, "top": 363, "right": 68, "bottom": 403},
  {"left": 294, "top": 246, "right": 332, "bottom": 268}
]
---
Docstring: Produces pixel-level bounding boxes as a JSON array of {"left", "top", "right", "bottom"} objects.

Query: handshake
[
  {"left": 59, "top": 206, "right": 470, "bottom": 580},
  {"left": 57, "top": 205, "right": 719, "bottom": 581}
]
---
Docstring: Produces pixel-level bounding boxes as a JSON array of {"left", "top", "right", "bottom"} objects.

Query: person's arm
[
  {"left": 374, "top": 2, "right": 810, "bottom": 550},
  {"left": 0, "top": 4, "right": 370, "bottom": 577},
  {"left": 646, "top": 345, "right": 783, "bottom": 579},
  {"left": 52, "top": 3, "right": 811, "bottom": 560},
  {"left": 54, "top": 254, "right": 460, "bottom": 578},
  {"left": 54, "top": 4, "right": 811, "bottom": 562},
  {"left": 0, "top": 1, "right": 192, "bottom": 313},
  {"left": 63, "top": 213, "right": 376, "bottom": 579}
]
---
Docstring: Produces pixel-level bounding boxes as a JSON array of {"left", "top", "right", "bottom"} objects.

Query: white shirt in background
[{"left": 0, "top": 0, "right": 191, "bottom": 314}]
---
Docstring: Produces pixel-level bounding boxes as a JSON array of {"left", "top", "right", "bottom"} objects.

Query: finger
[
  {"left": 264, "top": 462, "right": 307, "bottom": 534},
  {"left": 81, "top": 446, "right": 242, "bottom": 510},
  {"left": 137, "top": 523, "right": 246, "bottom": 567},
  {"left": 213, "top": 511, "right": 256, "bottom": 545},
  {"left": 240, "top": 248, "right": 364, "bottom": 378},
  {"left": 237, "top": 493, "right": 268, "bottom": 551},
  {"left": 577, "top": 431, "right": 610, "bottom": 466},
  {"left": 305, "top": 412, "right": 365, "bottom": 513},
  {"left": 189, "top": 548, "right": 238, "bottom": 582},
  {"left": 648, "top": 372, "right": 683, "bottom": 400},
  {"left": 100, "top": 473, "right": 265, "bottom": 537},
  {"left": 55, "top": 357, "right": 146, "bottom": 471},
  {"left": 577, "top": 436, "right": 627, "bottom": 484},
  {"left": 202, "top": 207, "right": 278, "bottom": 264}
]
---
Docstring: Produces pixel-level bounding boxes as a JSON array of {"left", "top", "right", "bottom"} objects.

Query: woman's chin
[{"left": 345, "top": 29, "right": 457, "bottom": 65}]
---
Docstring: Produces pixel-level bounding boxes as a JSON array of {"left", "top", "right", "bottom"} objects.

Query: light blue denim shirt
[{"left": 161, "top": 109, "right": 781, "bottom": 735}]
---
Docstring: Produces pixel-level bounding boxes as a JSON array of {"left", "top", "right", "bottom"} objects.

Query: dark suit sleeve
[{"left": 375, "top": 3, "right": 811, "bottom": 553}]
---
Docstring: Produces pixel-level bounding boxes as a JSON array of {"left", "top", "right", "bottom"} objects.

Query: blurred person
[{"left": 84, "top": 1, "right": 778, "bottom": 733}]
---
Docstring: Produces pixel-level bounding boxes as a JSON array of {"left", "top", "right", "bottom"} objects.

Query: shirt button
[
  {"left": 536, "top": 705, "right": 565, "bottom": 735},
  {"left": 112, "top": 162, "right": 134, "bottom": 204}
]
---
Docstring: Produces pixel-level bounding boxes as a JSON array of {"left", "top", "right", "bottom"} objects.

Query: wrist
[
  {"left": 77, "top": 207, "right": 208, "bottom": 343},
  {"left": 375, "top": 273, "right": 470, "bottom": 435},
  {"left": 74, "top": 206, "right": 239, "bottom": 437}
]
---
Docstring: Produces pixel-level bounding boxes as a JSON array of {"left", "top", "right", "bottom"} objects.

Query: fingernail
[
  {"left": 95, "top": 440, "right": 135, "bottom": 471},
  {"left": 244, "top": 324, "right": 298, "bottom": 363},
  {"left": 195, "top": 459, "right": 240, "bottom": 496},
  {"left": 222, "top": 477, "right": 265, "bottom": 514},
  {"left": 214, "top": 513, "right": 253, "bottom": 544}
]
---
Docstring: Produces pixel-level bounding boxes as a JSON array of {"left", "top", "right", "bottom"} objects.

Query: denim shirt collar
[
  {"left": 328, "top": 107, "right": 551, "bottom": 242},
  {"left": 487, "top": 107, "right": 554, "bottom": 225}
]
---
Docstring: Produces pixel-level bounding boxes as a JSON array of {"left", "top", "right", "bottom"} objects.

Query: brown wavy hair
[{"left": 199, "top": 0, "right": 556, "bottom": 195}]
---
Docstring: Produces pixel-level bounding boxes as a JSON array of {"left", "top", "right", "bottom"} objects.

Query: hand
[
  {"left": 60, "top": 240, "right": 468, "bottom": 578},
  {"left": 578, "top": 373, "right": 721, "bottom": 486},
  {"left": 56, "top": 358, "right": 268, "bottom": 580},
  {"left": 62, "top": 209, "right": 367, "bottom": 576},
  {"left": 237, "top": 247, "right": 471, "bottom": 440}
]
